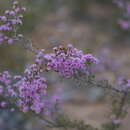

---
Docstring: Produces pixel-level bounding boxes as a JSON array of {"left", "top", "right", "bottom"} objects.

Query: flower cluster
[
  {"left": 0, "top": 0, "right": 25, "bottom": 44},
  {"left": 0, "top": 57, "right": 48, "bottom": 114},
  {"left": 13, "top": 56, "right": 48, "bottom": 113},
  {"left": 44, "top": 44, "right": 98, "bottom": 78},
  {"left": 0, "top": 42, "right": 99, "bottom": 114},
  {"left": 0, "top": 69, "right": 47, "bottom": 114},
  {"left": 15, "top": 76, "right": 47, "bottom": 114},
  {"left": 114, "top": 0, "right": 130, "bottom": 30},
  {"left": 0, "top": 71, "right": 16, "bottom": 109}
]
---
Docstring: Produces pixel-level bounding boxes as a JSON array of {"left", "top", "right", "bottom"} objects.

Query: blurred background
[{"left": 0, "top": 0, "right": 130, "bottom": 130}]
